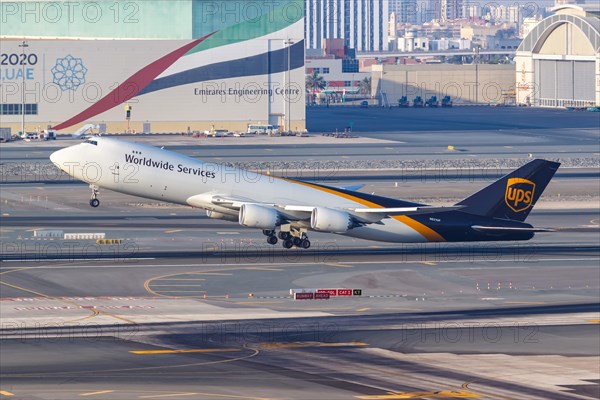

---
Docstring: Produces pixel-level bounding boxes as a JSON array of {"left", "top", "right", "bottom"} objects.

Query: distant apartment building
[
  {"left": 429, "top": 38, "right": 471, "bottom": 50},
  {"left": 460, "top": 24, "right": 503, "bottom": 41},
  {"left": 305, "top": 0, "right": 388, "bottom": 52},
  {"left": 397, "top": 31, "right": 430, "bottom": 51},
  {"left": 441, "top": 0, "right": 463, "bottom": 20},
  {"left": 389, "top": 0, "right": 418, "bottom": 24}
]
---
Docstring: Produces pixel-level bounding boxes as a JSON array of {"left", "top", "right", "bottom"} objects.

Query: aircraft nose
[{"left": 50, "top": 147, "right": 71, "bottom": 170}]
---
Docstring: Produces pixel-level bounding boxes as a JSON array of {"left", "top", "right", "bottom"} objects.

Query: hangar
[
  {"left": 515, "top": 4, "right": 600, "bottom": 107},
  {"left": 0, "top": 0, "right": 305, "bottom": 134}
]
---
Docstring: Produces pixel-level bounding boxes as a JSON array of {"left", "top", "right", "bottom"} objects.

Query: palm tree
[
  {"left": 306, "top": 71, "right": 326, "bottom": 93},
  {"left": 359, "top": 77, "right": 371, "bottom": 95}
]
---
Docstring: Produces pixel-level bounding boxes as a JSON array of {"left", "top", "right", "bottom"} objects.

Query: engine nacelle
[
  {"left": 206, "top": 210, "right": 238, "bottom": 222},
  {"left": 310, "top": 207, "right": 353, "bottom": 233},
  {"left": 239, "top": 204, "right": 280, "bottom": 229}
]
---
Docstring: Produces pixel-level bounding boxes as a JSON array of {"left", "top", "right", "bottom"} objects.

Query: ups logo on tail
[{"left": 505, "top": 178, "right": 536, "bottom": 212}]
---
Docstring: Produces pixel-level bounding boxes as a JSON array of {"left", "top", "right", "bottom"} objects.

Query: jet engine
[
  {"left": 206, "top": 210, "right": 238, "bottom": 222},
  {"left": 239, "top": 204, "right": 281, "bottom": 229},
  {"left": 310, "top": 207, "right": 353, "bottom": 233}
]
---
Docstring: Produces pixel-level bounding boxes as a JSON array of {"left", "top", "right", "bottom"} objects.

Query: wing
[{"left": 187, "top": 193, "right": 462, "bottom": 225}]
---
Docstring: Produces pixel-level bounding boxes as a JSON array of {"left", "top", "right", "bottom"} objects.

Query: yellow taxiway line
[
  {"left": 130, "top": 348, "right": 241, "bottom": 355},
  {"left": 80, "top": 390, "right": 115, "bottom": 396}
]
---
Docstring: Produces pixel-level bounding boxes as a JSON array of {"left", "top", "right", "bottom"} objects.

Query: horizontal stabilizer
[
  {"left": 471, "top": 225, "right": 555, "bottom": 233},
  {"left": 337, "top": 184, "right": 366, "bottom": 191},
  {"left": 354, "top": 205, "right": 464, "bottom": 215}
]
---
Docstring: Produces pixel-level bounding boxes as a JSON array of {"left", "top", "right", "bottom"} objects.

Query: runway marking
[
  {"left": 190, "top": 272, "right": 233, "bottom": 275},
  {"left": 0, "top": 391, "right": 14, "bottom": 397},
  {"left": 419, "top": 261, "right": 437, "bottom": 266},
  {"left": 216, "top": 231, "right": 240, "bottom": 235},
  {"left": 2, "top": 349, "right": 261, "bottom": 377},
  {"left": 164, "top": 229, "right": 184, "bottom": 234},
  {"left": 258, "top": 341, "right": 368, "bottom": 349},
  {"left": 324, "top": 263, "right": 353, "bottom": 268},
  {"left": 356, "top": 391, "right": 480, "bottom": 399},
  {"left": 152, "top": 279, "right": 206, "bottom": 281},
  {"left": 587, "top": 319, "right": 600, "bottom": 324},
  {"left": 3, "top": 257, "right": 599, "bottom": 270},
  {"left": 2, "top": 257, "right": 156, "bottom": 263},
  {"left": 0, "top": 281, "right": 137, "bottom": 325},
  {"left": 504, "top": 301, "right": 546, "bottom": 305},
  {"left": 0, "top": 281, "right": 52, "bottom": 299},
  {"left": 80, "top": 390, "right": 115, "bottom": 396},
  {"left": 139, "top": 394, "right": 198, "bottom": 399},
  {"left": 139, "top": 393, "right": 270, "bottom": 400},
  {"left": 356, "top": 308, "right": 371, "bottom": 312},
  {"left": 149, "top": 284, "right": 206, "bottom": 287},
  {"left": 150, "top": 290, "right": 206, "bottom": 293},
  {"left": 144, "top": 272, "right": 235, "bottom": 298},
  {"left": 130, "top": 348, "right": 240, "bottom": 355},
  {"left": 245, "top": 267, "right": 283, "bottom": 271}
]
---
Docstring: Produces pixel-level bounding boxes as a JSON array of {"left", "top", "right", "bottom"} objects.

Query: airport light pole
[
  {"left": 285, "top": 38, "right": 294, "bottom": 133},
  {"left": 19, "top": 40, "right": 29, "bottom": 136},
  {"left": 474, "top": 45, "right": 480, "bottom": 104}
]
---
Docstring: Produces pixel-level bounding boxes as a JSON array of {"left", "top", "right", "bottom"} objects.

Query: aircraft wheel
[
  {"left": 292, "top": 237, "right": 302, "bottom": 247},
  {"left": 262, "top": 229, "right": 274, "bottom": 236},
  {"left": 89, "top": 199, "right": 100, "bottom": 208},
  {"left": 278, "top": 231, "right": 290, "bottom": 240},
  {"left": 282, "top": 239, "right": 294, "bottom": 249},
  {"left": 267, "top": 236, "right": 278, "bottom": 245},
  {"left": 301, "top": 239, "right": 311, "bottom": 249}
]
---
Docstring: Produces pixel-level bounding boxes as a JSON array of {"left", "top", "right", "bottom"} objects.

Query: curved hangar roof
[{"left": 518, "top": 5, "right": 600, "bottom": 54}]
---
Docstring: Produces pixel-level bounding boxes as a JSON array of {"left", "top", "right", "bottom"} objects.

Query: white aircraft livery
[{"left": 50, "top": 137, "right": 560, "bottom": 249}]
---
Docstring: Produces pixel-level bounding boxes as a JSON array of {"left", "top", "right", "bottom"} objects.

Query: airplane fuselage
[{"left": 50, "top": 137, "right": 540, "bottom": 244}]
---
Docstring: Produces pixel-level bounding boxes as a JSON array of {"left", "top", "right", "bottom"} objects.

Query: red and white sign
[{"left": 316, "top": 289, "right": 337, "bottom": 296}]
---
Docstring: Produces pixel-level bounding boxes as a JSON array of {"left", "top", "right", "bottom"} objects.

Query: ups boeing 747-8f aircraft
[{"left": 50, "top": 137, "right": 560, "bottom": 249}]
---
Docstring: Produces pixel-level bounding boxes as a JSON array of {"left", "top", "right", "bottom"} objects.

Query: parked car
[{"left": 360, "top": 100, "right": 369, "bottom": 108}]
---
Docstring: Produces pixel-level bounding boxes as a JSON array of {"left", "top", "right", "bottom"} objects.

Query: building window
[
  {"left": 342, "top": 59, "right": 359, "bottom": 73},
  {"left": 0, "top": 103, "right": 38, "bottom": 115},
  {"left": 313, "top": 68, "right": 321, "bottom": 74},
  {"left": 344, "top": 81, "right": 352, "bottom": 86},
  {"left": 323, "top": 67, "right": 330, "bottom": 74}
]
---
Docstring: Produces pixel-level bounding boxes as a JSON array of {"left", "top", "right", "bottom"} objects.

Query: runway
[{"left": 1, "top": 210, "right": 599, "bottom": 398}]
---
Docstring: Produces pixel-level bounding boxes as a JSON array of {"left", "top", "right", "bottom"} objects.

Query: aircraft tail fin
[{"left": 456, "top": 159, "right": 560, "bottom": 222}]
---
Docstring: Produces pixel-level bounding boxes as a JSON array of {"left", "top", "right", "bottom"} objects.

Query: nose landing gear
[{"left": 89, "top": 185, "right": 100, "bottom": 208}]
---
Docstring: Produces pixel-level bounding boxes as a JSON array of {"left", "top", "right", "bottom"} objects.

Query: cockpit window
[{"left": 86, "top": 139, "right": 98, "bottom": 146}]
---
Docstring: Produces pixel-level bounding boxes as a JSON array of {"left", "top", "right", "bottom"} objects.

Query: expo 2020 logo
[{"left": 51, "top": 54, "right": 88, "bottom": 91}]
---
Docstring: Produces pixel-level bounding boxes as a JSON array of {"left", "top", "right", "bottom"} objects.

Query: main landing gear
[
  {"left": 89, "top": 185, "right": 100, "bottom": 208},
  {"left": 263, "top": 228, "right": 311, "bottom": 249}
]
